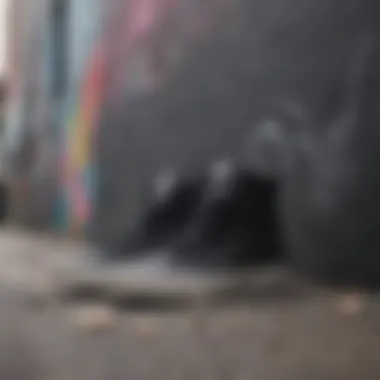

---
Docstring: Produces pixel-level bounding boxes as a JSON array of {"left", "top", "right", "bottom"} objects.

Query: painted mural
[
  {"left": 57, "top": 0, "right": 106, "bottom": 232},
  {"left": 57, "top": 0, "right": 196, "bottom": 233},
  {"left": 6, "top": 0, "right": 228, "bottom": 234},
  {"left": 61, "top": 0, "right": 178, "bottom": 232}
]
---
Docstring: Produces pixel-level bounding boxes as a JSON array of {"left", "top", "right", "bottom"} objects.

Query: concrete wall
[{"left": 5, "top": 0, "right": 184, "bottom": 235}]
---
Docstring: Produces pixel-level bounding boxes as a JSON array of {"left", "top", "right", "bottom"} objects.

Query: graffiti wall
[
  {"left": 56, "top": 0, "right": 105, "bottom": 233},
  {"left": 6, "top": 0, "right": 232, "bottom": 235},
  {"left": 6, "top": 0, "right": 106, "bottom": 232}
]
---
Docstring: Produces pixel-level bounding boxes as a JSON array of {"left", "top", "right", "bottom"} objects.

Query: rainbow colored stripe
[{"left": 58, "top": 45, "right": 106, "bottom": 232}]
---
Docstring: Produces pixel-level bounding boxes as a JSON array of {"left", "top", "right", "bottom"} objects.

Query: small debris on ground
[
  {"left": 69, "top": 303, "right": 119, "bottom": 333},
  {"left": 333, "top": 292, "right": 367, "bottom": 316}
]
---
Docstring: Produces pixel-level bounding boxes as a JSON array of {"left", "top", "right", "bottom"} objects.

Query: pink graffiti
[
  {"left": 106, "top": 0, "right": 178, "bottom": 101},
  {"left": 128, "top": 0, "right": 156, "bottom": 40}
]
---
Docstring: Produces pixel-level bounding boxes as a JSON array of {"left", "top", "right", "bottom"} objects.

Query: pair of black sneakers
[{"left": 98, "top": 164, "right": 280, "bottom": 275}]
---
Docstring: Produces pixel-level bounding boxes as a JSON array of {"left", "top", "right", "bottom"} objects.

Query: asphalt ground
[{"left": 0, "top": 227, "right": 379, "bottom": 380}]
